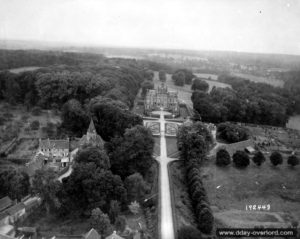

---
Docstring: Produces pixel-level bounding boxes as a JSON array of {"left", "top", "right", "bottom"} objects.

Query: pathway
[{"left": 153, "top": 110, "right": 176, "bottom": 239}]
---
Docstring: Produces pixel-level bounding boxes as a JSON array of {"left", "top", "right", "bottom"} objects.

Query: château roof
[{"left": 39, "top": 138, "right": 69, "bottom": 150}]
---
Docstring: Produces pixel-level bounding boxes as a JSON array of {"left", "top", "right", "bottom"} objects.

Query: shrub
[
  {"left": 189, "top": 181, "right": 204, "bottom": 193},
  {"left": 30, "top": 120, "right": 40, "bottom": 130},
  {"left": 114, "top": 215, "right": 126, "bottom": 233},
  {"left": 252, "top": 151, "right": 266, "bottom": 166},
  {"left": 31, "top": 106, "right": 42, "bottom": 116},
  {"left": 217, "top": 122, "right": 249, "bottom": 143},
  {"left": 216, "top": 148, "right": 231, "bottom": 167},
  {"left": 196, "top": 201, "right": 210, "bottom": 215},
  {"left": 233, "top": 150, "right": 250, "bottom": 168},
  {"left": 197, "top": 207, "right": 214, "bottom": 234},
  {"left": 178, "top": 226, "right": 202, "bottom": 239},
  {"left": 191, "top": 78, "right": 209, "bottom": 92},
  {"left": 287, "top": 155, "right": 299, "bottom": 167},
  {"left": 191, "top": 187, "right": 206, "bottom": 201},
  {"left": 0, "top": 116, "right": 5, "bottom": 125},
  {"left": 188, "top": 175, "right": 203, "bottom": 186},
  {"left": 270, "top": 151, "right": 283, "bottom": 166}
]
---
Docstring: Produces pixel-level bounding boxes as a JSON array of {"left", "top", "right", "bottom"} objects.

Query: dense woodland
[
  {"left": 0, "top": 50, "right": 160, "bottom": 236},
  {"left": 192, "top": 74, "right": 300, "bottom": 126}
]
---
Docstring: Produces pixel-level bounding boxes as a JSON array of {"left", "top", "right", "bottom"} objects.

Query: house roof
[
  {"left": 84, "top": 228, "right": 101, "bottom": 239},
  {"left": 0, "top": 211, "right": 9, "bottom": 220},
  {"left": 0, "top": 197, "right": 13, "bottom": 212},
  {"left": 105, "top": 231, "right": 124, "bottom": 239},
  {"left": 5, "top": 203, "right": 25, "bottom": 215},
  {"left": 0, "top": 233, "right": 15, "bottom": 239},
  {"left": 245, "top": 146, "right": 255, "bottom": 153},
  {"left": 39, "top": 139, "right": 69, "bottom": 150}
]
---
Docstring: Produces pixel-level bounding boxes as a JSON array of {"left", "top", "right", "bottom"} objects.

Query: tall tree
[
  {"left": 107, "top": 125, "right": 154, "bottom": 178},
  {"left": 62, "top": 99, "right": 89, "bottom": 135},
  {"left": 0, "top": 169, "right": 30, "bottom": 201},
  {"left": 125, "top": 173, "right": 149, "bottom": 203},
  {"left": 31, "top": 168, "right": 62, "bottom": 215},
  {"left": 90, "top": 208, "right": 113, "bottom": 237},
  {"left": 75, "top": 147, "right": 110, "bottom": 171}
]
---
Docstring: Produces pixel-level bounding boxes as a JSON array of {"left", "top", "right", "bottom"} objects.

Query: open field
[
  {"left": 231, "top": 72, "right": 284, "bottom": 87},
  {"left": 0, "top": 103, "right": 61, "bottom": 145},
  {"left": 204, "top": 79, "right": 231, "bottom": 93},
  {"left": 8, "top": 66, "right": 41, "bottom": 73},
  {"left": 201, "top": 158, "right": 300, "bottom": 228},
  {"left": 194, "top": 73, "right": 219, "bottom": 80},
  {"left": 286, "top": 115, "right": 300, "bottom": 131}
]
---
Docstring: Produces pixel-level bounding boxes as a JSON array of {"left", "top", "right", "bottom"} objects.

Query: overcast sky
[{"left": 0, "top": 0, "right": 300, "bottom": 55}]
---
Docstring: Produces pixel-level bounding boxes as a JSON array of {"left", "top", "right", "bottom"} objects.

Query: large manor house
[{"left": 145, "top": 83, "right": 179, "bottom": 115}]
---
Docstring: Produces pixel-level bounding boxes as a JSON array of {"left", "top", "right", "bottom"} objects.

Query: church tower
[
  {"left": 87, "top": 119, "right": 97, "bottom": 142},
  {"left": 79, "top": 119, "right": 105, "bottom": 149}
]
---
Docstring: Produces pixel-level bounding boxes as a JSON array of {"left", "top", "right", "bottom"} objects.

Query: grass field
[
  {"left": 9, "top": 66, "right": 41, "bottom": 73},
  {"left": 194, "top": 73, "right": 219, "bottom": 80},
  {"left": 231, "top": 72, "right": 284, "bottom": 87},
  {"left": 201, "top": 158, "right": 300, "bottom": 228}
]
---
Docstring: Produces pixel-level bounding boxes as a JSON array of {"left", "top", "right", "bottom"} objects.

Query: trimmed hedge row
[{"left": 185, "top": 160, "right": 214, "bottom": 234}]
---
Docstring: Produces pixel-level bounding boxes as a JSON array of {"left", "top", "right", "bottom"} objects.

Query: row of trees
[
  {"left": 177, "top": 122, "right": 214, "bottom": 235},
  {"left": 216, "top": 149, "right": 299, "bottom": 168}
]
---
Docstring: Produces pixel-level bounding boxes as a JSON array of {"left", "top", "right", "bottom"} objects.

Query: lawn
[
  {"left": 166, "top": 137, "right": 179, "bottom": 158},
  {"left": 231, "top": 72, "right": 284, "bottom": 87},
  {"left": 153, "top": 136, "right": 160, "bottom": 156},
  {"left": 18, "top": 209, "right": 91, "bottom": 238},
  {"left": 7, "top": 138, "right": 39, "bottom": 159},
  {"left": 201, "top": 158, "right": 300, "bottom": 228}
]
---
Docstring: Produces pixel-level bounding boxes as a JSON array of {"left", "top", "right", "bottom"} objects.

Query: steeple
[{"left": 87, "top": 119, "right": 96, "bottom": 134}]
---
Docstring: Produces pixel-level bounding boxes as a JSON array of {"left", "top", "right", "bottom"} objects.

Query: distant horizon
[
  {"left": 1, "top": 0, "right": 300, "bottom": 56},
  {"left": 1, "top": 38, "right": 300, "bottom": 58}
]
